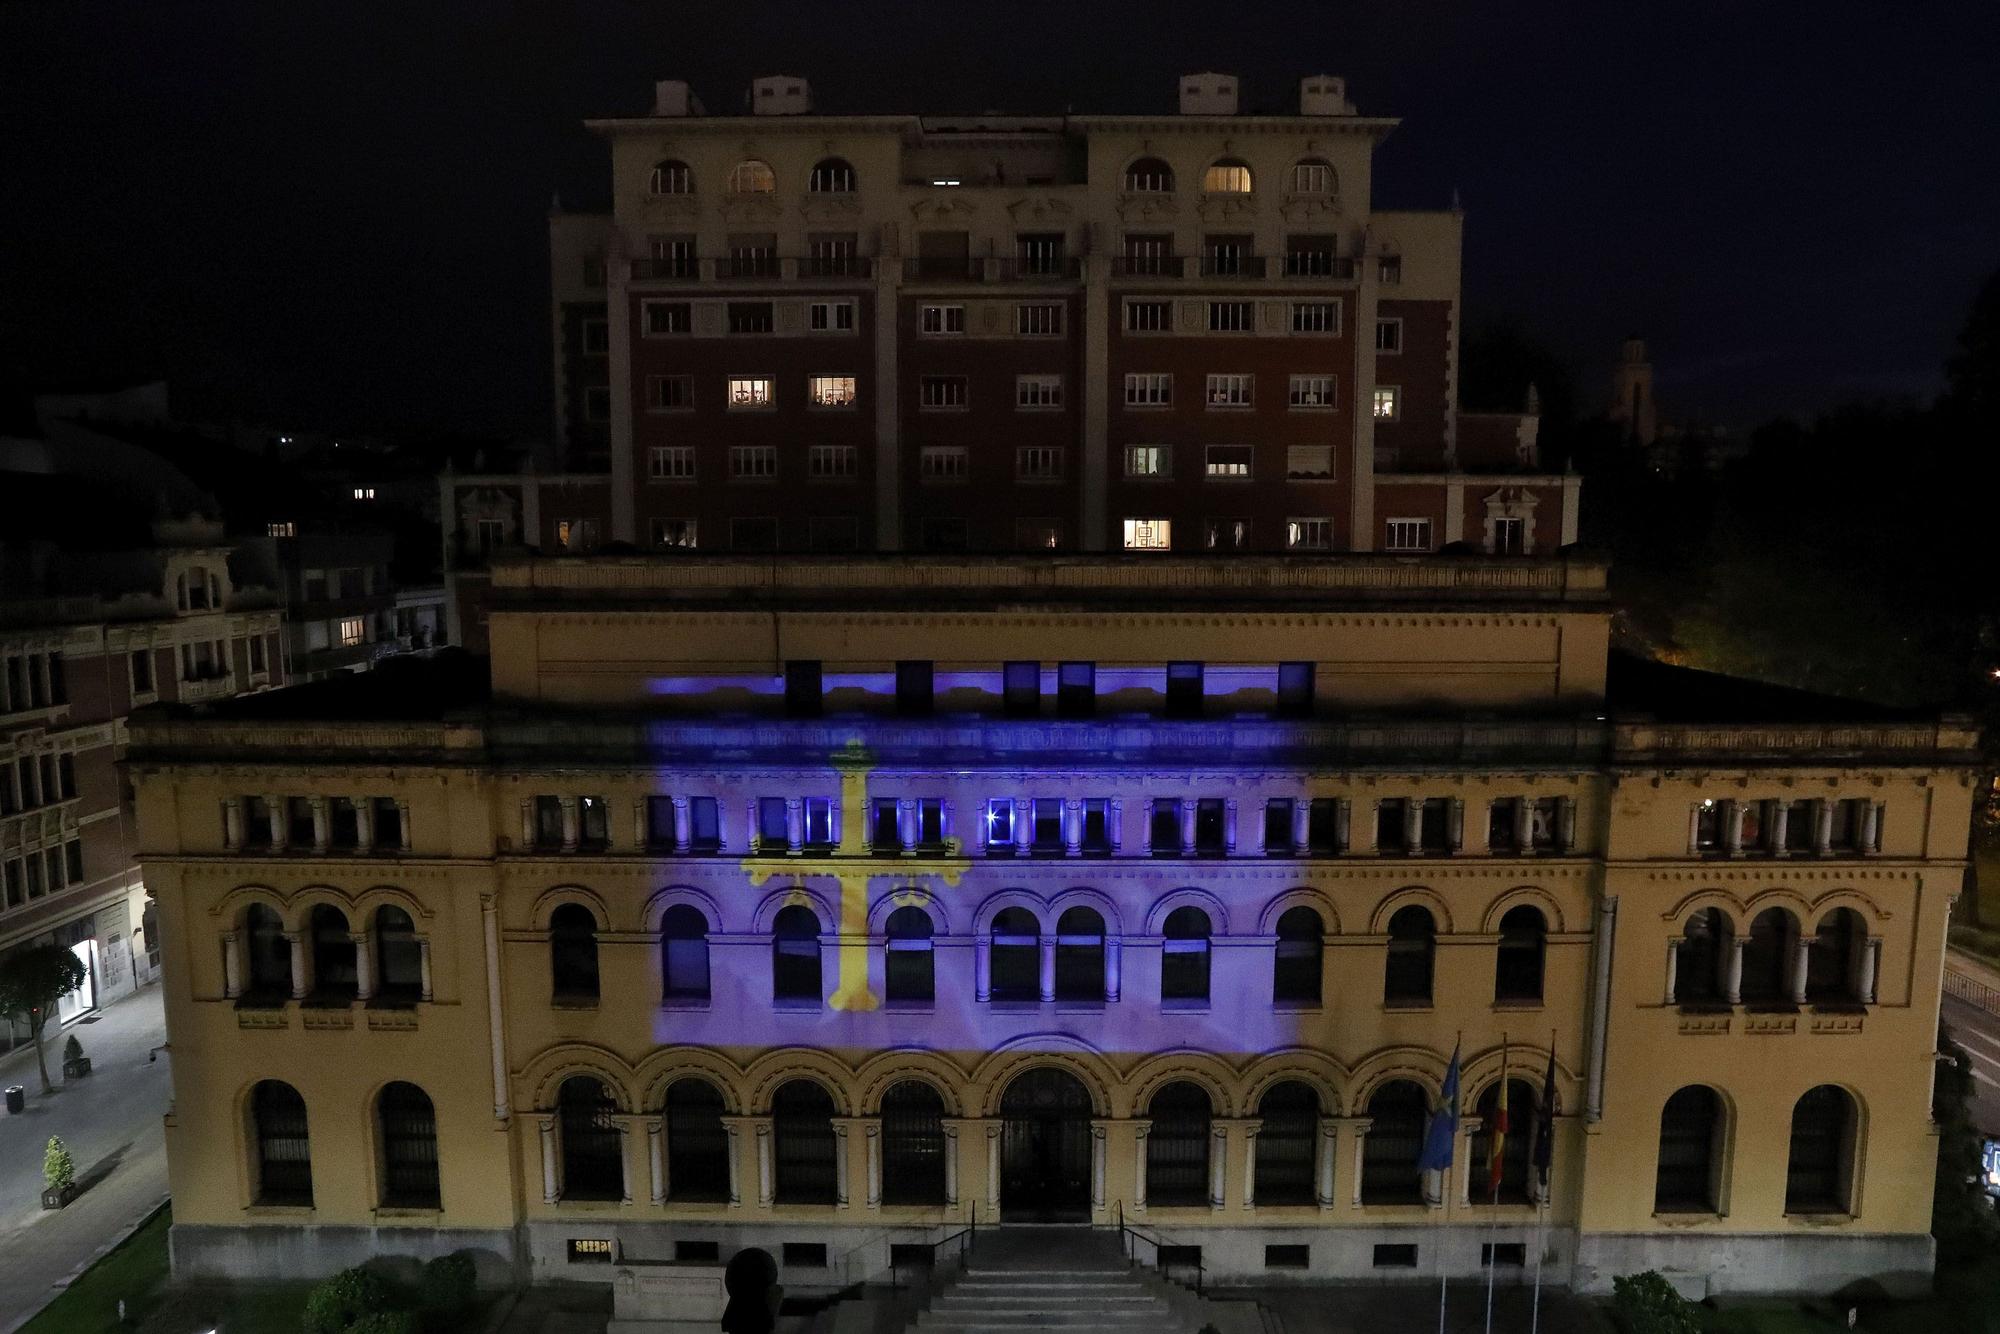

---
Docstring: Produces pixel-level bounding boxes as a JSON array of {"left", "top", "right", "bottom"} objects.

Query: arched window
[
  {"left": 1384, "top": 905, "right": 1435, "bottom": 1006},
  {"left": 243, "top": 903, "right": 290, "bottom": 998},
  {"left": 251, "top": 1080, "right": 313, "bottom": 1205},
  {"left": 1495, "top": 906, "right": 1546, "bottom": 1003},
  {"left": 558, "top": 1076, "right": 623, "bottom": 1201},
  {"left": 1470, "top": 1079, "right": 1535, "bottom": 1204},
  {"left": 1654, "top": 1085, "right": 1723, "bottom": 1212},
  {"left": 1806, "top": 908, "right": 1864, "bottom": 1003},
  {"left": 661, "top": 904, "right": 711, "bottom": 1002},
  {"left": 729, "top": 159, "right": 776, "bottom": 194},
  {"left": 1273, "top": 906, "right": 1323, "bottom": 1005},
  {"left": 884, "top": 906, "right": 935, "bottom": 1004},
  {"left": 1145, "top": 1081, "right": 1212, "bottom": 1206},
  {"left": 1202, "top": 158, "right": 1253, "bottom": 194},
  {"left": 1054, "top": 906, "right": 1105, "bottom": 1002},
  {"left": 1785, "top": 1085, "right": 1856, "bottom": 1213},
  {"left": 772, "top": 1079, "right": 838, "bottom": 1204},
  {"left": 1742, "top": 907, "right": 1796, "bottom": 1004},
  {"left": 772, "top": 905, "right": 823, "bottom": 1002},
  {"left": 1161, "top": 906, "right": 1211, "bottom": 1003},
  {"left": 309, "top": 904, "right": 356, "bottom": 1001},
  {"left": 1675, "top": 908, "right": 1731, "bottom": 1005},
  {"left": 374, "top": 906, "right": 422, "bottom": 1002},
  {"left": 1360, "top": 1080, "right": 1428, "bottom": 1205},
  {"left": 377, "top": 1081, "right": 440, "bottom": 1208},
  {"left": 650, "top": 159, "right": 693, "bottom": 195},
  {"left": 664, "top": 1078, "right": 730, "bottom": 1202},
  {"left": 549, "top": 903, "right": 600, "bottom": 1001},
  {"left": 809, "top": 157, "right": 856, "bottom": 192},
  {"left": 1253, "top": 1081, "right": 1319, "bottom": 1205},
  {"left": 880, "top": 1080, "right": 947, "bottom": 1205},
  {"left": 1289, "top": 158, "right": 1337, "bottom": 195},
  {"left": 990, "top": 907, "right": 1040, "bottom": 1002},
  {"left": 1123, "top": 157, "right": 1175, "bottom": 192}
]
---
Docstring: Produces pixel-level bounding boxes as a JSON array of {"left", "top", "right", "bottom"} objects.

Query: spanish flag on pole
[{"left": 1488, "top": 1041, "right": 1509, "bottom": 1200}]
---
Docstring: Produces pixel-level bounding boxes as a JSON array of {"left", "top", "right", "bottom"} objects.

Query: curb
[{"left": 3, "top": 1194, "right": 170, "bottom": 1334}]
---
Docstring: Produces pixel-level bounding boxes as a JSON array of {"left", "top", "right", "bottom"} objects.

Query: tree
[
  {"left": 0, "top": 947, "right": 86, "bottom": 1094},
  {"left": 1944, "top": 268, "right": 2000, "bottom": 429},
  {"left": 1932, "top": 1022, "right": 1998, "bottom": 1264}
]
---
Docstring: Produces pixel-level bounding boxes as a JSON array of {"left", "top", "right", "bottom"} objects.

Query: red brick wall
[{"left": 1374, "top": 297, "right": 1452, "bottom": 470}]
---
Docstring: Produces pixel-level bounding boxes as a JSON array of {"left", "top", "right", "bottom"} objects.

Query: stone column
[
  {"left": 985, "top": 1123, "right": 1002, "bottom": 1212},
  {"left": 832, "top": 1118, "right": 853, "bottom": 1208},
  {"left": 286, "top": 932, "right": 308, "bottom": 1000},
  {"left": 353, "top": 933, "right": 374, "bottom": 1001},
  {"left": 1517, "top": 796, "right": 1536, "bottom": 852},
  {"left": 647, "top": 1118, "right": 667, "bottom": 1204},
  {"left": 1316, "top": 1117, "right": 1341, "bottom": 1209},
  {"left": 1291, "top": 799, "right": 1311, "bottom": 854},
  {"left": 222, "top": 798, "right": 243, "bottom": 850},
  {"left": 899, "top": 799, "right": 918, "bottom": 854},
  {"left": 860, "top": 1117, "right": 883, "bottom": 1207},
  {"left": 269, "top": 794, "right": 288, "bottom": 850},
  {"left": 1557, "top": 797, "right": 1577, "bottom": 852},
  {"left": 1105, "top": 937, "right": 1122, "bottom": 1002},
  {"left": 310, "top": 796, "right": 330, "bottom": 853},
  {"left": 941, "top": 1119, "right": 963, "bottom": 1207},
  {"left": 1224, "top": 799, "right": 1238, "bottom": 853},
  {"left": 539, "top": 1117, "right": 559, "bottom": 1203},
  {"left": 1335, "top": 798, "right": 1352, "bottom": 853},
  {"left": 221, "top": 932, "right": 242, "bottom": 998},
  {"left": 1725, "top": 800, "right": 1745, "bottom": 855},
  {"left": 356, "top": 798, "right": 375, "bottom": 851},
  {"left": 1349, "top": 1118, "right": 1372, "bottom": 1207},
  {"left": 1771, "top": 801, "right": 1791, "bottom": 857},
  {"left": 1859, "top": 938, "right": 1880, "bottom": 1004},
  {"left": 1013, "top": 798, "right": 1030, "bottom": 856},
  {"left": 418, "top": 937, "right": 434, "bottom": 1002},
  {"left": 1465, "top": 799, "right": 1490, "bottom": 855},
  {"left": 1790, "top": 932, "right": 1811, "bottom": 1006},
  {"left": 785, "top": 798, "right": 803, "bottom": 854},
  {"left": 1210, "top": 1124, "right": 1228, "bottom": 1210},
  {"left": 1179, "top": 799, "right": 1196, "bottom": 854},
  {"left": 1446, "top": 799, "right": 1464, "bottom": 853},
  {"left": 1091, "top": 1121, "right": 1108, "bottom": 1209},
  {"left": 1064, "top": 799, "right": 1083, "bottom": 856},
  {"left": 721, "top": 1116, "right": 749, "bottom": 1206},
  {"left": 969, "top": 803, "right": 986, "bottom": 855},
  {"left": 1725, "top": 935, "right": 1746, "bottom": 1005},
  {"left": 618, "top": 1118, "right": 636, "bottom": 1204},
  {"left": 1685, "top": 804, "right": 1702, "bottom": 855},
  {"left": 1240, "top": 1120, "right": 1261, "bottom": 1209},
  {"left": 1402, "top": 798, "right": 1421, "bottom": 854},
  {"left": 671, "top": 796, "right": 692, "bottom": 854},
  {"left": 1862, "top": 802, "right": 1881, "bottom": 853},
  {"left": 1814, "top": 799, "right": 1834, "bottom": 855},
  {"left": 1039, "top": 936, "right": 1056, "bottom": 1002},
  {"left": 1108, "top": 799, "right": 1122, "bottom": 852},
  {"left": 755, "top": 1118, "right": 775, "bottom": 1206},
  {"left": 1455, "top": 1117, "right": 1482, "bottom": 1206},
  {"left": 1132, "top": 1119, "right": 1152, "bottom": 1209},
  {"left": 559, "top": 797, "right": 579, "bottom": 852},
  {"left": 1664, "top": 939, "right": 1679, "bottom": 1005},
  {"left": 974, "top": 936, "right": 991, "bottom": 1002},
  {"left": 520, "top": 798, "right": 535, "bottom": 850},
  {"left": 482, "top": 894, "right": 509, "bottom": 1121}
]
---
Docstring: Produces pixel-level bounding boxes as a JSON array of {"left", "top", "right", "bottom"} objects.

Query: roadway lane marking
[
  {"left": 1972, "top": 1067, "right": 2000, "bottom": 1091},
  {"left": 1953, "top": 1025, "right": 2000, "bottom": 1062}
]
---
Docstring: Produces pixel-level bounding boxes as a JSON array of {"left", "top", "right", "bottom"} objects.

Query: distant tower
[{"left": 1609, "top": 336, "right": 1658, "bottom": 446}]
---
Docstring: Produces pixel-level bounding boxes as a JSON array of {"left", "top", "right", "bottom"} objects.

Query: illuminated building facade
[{"left": 134, "top": 553, "right": 1972, "bottom": 1297}]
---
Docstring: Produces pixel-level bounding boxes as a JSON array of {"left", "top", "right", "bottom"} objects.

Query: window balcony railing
[
  {"left": 902, "top": 257, "right": 1082, "bottom": 283},
  {"left": 629, "top": 256, "right": 876, "bottom": 282},
  {"left": 1198, "top": 255, "right": 1268, "bottom": 278},
  {"left": 1113, "top": 256, "right": 1189, "bottom": 278}
]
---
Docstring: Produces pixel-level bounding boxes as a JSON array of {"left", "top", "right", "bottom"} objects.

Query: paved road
[
  {"left": 1944, "top": 992, "right": 2000, "bottom": 1138},
  {"left": 0, "top": 985, "right": 170, "bottom": 1333}
]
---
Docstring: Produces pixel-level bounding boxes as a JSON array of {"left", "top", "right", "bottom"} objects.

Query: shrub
[
  {"left": 303, "top": 1266, "right": 396, "bottom": 1334},
  {"left": 347, "top": 1314, "right": 419, "bottom": 1334},
  {"left": 1610, "top": 1271, "right": 1701, "bottom": 1334},
  {"left": 418, "top": 1252, "right": 477, "bottom": 1312},
  {"left": 43, "top": 1136, "right": 75, "bottom": 1193},
  {"left": 62, "top": 1034, "right": 82, "bottom": 1063}
]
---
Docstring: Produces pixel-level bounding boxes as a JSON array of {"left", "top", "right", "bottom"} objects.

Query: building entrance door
[{"left": 999, "top": 1067, "right": 1092, "bottom": 1222}]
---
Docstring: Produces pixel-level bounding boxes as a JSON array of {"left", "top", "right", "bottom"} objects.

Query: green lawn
[{"left": 20, "top": 1204, "right": 172, "bottom": 1333}]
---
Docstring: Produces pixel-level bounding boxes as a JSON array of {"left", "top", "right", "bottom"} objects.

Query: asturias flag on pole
[
  {"left": 1532, "top": 1045, "right": 1557, "bottom": 1189},
  {"left": 1418, "top": 1041, "right": 1462, "bottom": 1173},
  {"left": 1488, "top": 1042, "right": 1510, "bottom": 1198}
]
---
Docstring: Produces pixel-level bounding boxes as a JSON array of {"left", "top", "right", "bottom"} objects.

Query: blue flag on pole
[{"left": 1417, "top": 1041, "right": 1462, "bottom": 1172}]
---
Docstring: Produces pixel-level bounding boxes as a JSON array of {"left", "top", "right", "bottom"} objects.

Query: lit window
[
  {"left": 1373, "top": 387, "right": 1402, "bottom": 421},
  {"left": 1203, "top": 159, "right": 1253, "bottom": 193},
  {"left": 556, "top": 519, "right": 599, "bottom": 551},
  {"left": 1286, "top": 445, "right": 1335, "bottom": 481},
  {"left": 1290, "top": 159, "right": 1337, "bottom": 195},
  {"left": 1384, "top": 518, "right": 1432, "bottom": 552},
  {"left": 808, "top": 300, "right": 856, "bottom": 332},
  {"left": 650, "top": 160, "right": 692, "bottom": 195},
  {"left": 1124, "top": 373, "right": 1172, "bottom": 407},
  {"left": 1016, "top": 375, "right": 1063, "bottom": 410},
  {"left": 1289, "top": 375, "right": 1337, "bottom": 409},
  {"left": 1124, "top": 445, "right": 1171, "bottom": 479},
  {"left": 1204, "top": 445, "right": 1253, "bottom": 479},
  {"left": 1205, "top": 374, "right": 1252, "bottom": 408},
  {"left": 265, "top": 521, "right": 296, "bottom": 538},
  {"left": 809, "top": 376, "right": 857, "bottom": 408},
  {"left": 728, "top": 159, "right": 776, "bottom": 194},
  {"left": 1287, "top": 518, "right": 1334, "bottom": 551},
  {"left": 1123, "top": 518, "right": 1172, "bottom": 551},
  {"left": 1376, "top": 319, "right": 1403, "bottom": 353},
  {"left": 351, "top": 487, "right": 375, "bottom": 501},
  {"left": 338, "top": 617, "right": 366, "bottom": 648},
  {"left": 648, "top": 446, "right": 696, "bottom": 481},
  {"left": 919, "top": 305, "right": 965, "bottom": 336},
  {"left": 650, "top": 518, "right": 698, "bottom": 550},
  {"left": 728, "top": 378, "right": 775, "bottom": 410},
  {"left": 985, "top": 798, "right": 1016, "bottom": 847},
  {"left": 1205, "top": 519, "right": 1250, "bottom": 550}
]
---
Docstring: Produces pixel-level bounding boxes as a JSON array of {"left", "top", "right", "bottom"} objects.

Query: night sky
[{"left": 2, "top": 0, "right": 1995, "bottom": 441}]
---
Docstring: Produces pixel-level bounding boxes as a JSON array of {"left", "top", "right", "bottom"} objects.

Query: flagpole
[
  {"left": 1434, "top": 1033, "right": 1461, "bottom": 1334},
  {"left": 1484, "top": 1035, "right": 1506, "bottom": 1334},
  {"left": 1530, "top": 1027, "right": 1555, "bottom": 1334}
]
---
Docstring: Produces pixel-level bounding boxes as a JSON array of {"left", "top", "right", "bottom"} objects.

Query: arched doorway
[{"left": 999, "top": 1067, "right": 1092, "bottom": 1222}]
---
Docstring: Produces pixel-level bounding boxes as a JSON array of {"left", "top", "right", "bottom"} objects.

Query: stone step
[
  {"left": 921, "top": 1310, "right": 1169, "bottom": 1326},
  {"left": 936, "top": 1293, "right": 1159, "bottom": 1305}
]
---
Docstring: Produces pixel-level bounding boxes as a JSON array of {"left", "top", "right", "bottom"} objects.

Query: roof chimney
[
  {"left": 1299, "top": 75, "right": 1352, "bottom": 116},
  {"left": 751, "top": 75, "right": 812, "bottom": 116},
  {"left": 652, "top": 80, "right": 703, "bottom": 117},
  {"left": 1178, "top": 72, "right": 1239, "bottom": 116}
]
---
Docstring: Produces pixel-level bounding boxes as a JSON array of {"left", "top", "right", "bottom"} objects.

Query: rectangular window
[
  {"left": 1015, "top": 375, "right": 1063, "bottom": 409},
  {"left": 676, "top": 1241, "right": 722, "bottom": 1264},
  {"left": 1530, "top": 796, "right": 1567, "bottom": 851},
  {"left": 1278, "top": 662, "right": 1315, "bottom": 717},
  {"left": 648, "top": 445, "right": 697, "bottom": 482},
  {"left": 727, "top": 377, "right": 775, "bottom": 409},
  {"left": 1286, "top": 518, "right": 1334, "bottom": 551},
  {"left": 1203, "top": 234, "right": 1251, "bottom": 275},
  {"left": 1205, "top": 374, "right": 1253, "bottom": 409},
  {"left": 758, "top": 798, "right": 790, "bottom": 849},
  {"left": 1123, "top": 444, "right": 1171, "bottom": 479},
  {"left": 808, "top": 445, "right": 857, "bottom": 480},
  {"left": 1373, "top": 1244, "right": 1418, "bottom": 1270},
  {"left": 1016, "top": 303, "right": 1064, "bottom": 336},
  {"left": 648, "top": 234, "right": 695, "bottom": 271},
  {"left": 1492, "top": 516, "right": 1526, "bottom": 554},
  {"left": 1481, "top": 1244, "right": 1527, "bottom": 1268},
  {"left": 1016, "top": 233, "right": 1067, "bottom": 275},
  {"left": 785, "top": 661, "right": 823, "bottom": 718},
  {"left": 1003, "top": 662, "right": 1040, "bottom": 717},
  {"left": 1489, "top": 798, "right": 1522, "bottom": 852},
  {"left": 730, "top": 446, "right": 779, "bottom": 480},
  {"left": 1373, "top": 386, "right": 1402, "bottom": 420},
  {"left": 802, "top": 798, "right": 835, "bottom": 848},
  {"left": 919, "top": 376, "right": 968, "bottom": 410},
  {"left": 1384, "top": 518, "right": 1432, "bottom": 552},
  {"left": 1150, "top": 799, "right": 1181, "bottom": 854},
  {"left": 1057, "top": 661, "right": 1095, "bottom": 718},
  {"left": 1123, "top": 373, "right": 1172, "bottom": 407},
  {"left": 1031, "top": 799, "right": 1064, "bottom": 853},
  {"left": 338, "top": 617, "right": 366, "bottom": 647},
  {"left": 807, "top": 517, "right": 858, "bottom": 552},
  {"left": 1377, "top": 799, "right": 1409, "bottom": 853},
  {"left": 1289, "top": 374, "right": 1337, "bottom": 409},
  {"left": 1309, "top": 800, "right": 1345, "bottom": 862},
  {"left": 1122, "top": 234, "right": 1173, "bottom": 274},
  {"left": 727, "top": 302, "right": 775, "bottom": 335},
  {"left": 581, "top": 317, "right": 609, "bottom": 354},
  {"left": 1204, "top": 444, "right": 1253, "bottom": 479},
  {"left": 1291, "top": 301, "right": 1340, "bottom": 334},
  {"left": 1124, "top": 300, "right": 1173, "bottom": 332},
  {"left": 919, "top": 447, "right": 968, "bottom": 482},
  {"left": 1017, "top": 446, "right": 1064, "bottom": 482},
  {"left": 919, "top": 305, "right": 966, "bottom": 336},
  {"left": 780, "top": 1242, "right": 825, "bottom": 1268},
  {"left": 808, "top": 375, "right": 856, "bottom": 409},
  {"left": 917, "top": 798, "right": 946, "bottom": 846},
  {"left": 1166, "top": 662, "right": 1204, "bottom": 718},
  {"left": 1204, "top": 518, "right": 1249, "bottom": 550},
  {"left": 329, "top": 797, "right": 359, "bottom": 850},
  {"left": 650, "top": 518, "right": 699, "bottom": 550},
  {"left": 870, "top": 799, "right": 902, "bottom": 852},
  {"left": 1265, "top": 800, "right": 1296, "bottom": 855},
  {"left": 67, "top": 840, "right": 87, "bottom": 885},
  {"left": 577, "top": 796, "right": 610, "bottom": 850},
  {"left": 1208, "top": 301, "right": 1254, "bottom": 333},
  {"left": 688, "top": 797, "right": 721, "bottom": 852},
  {"left": 1284, "top": 233, "right": 1338, "bottom": 274},
  {"left": 1122, "top": 518, "right": 1172, "bottom": 551},
  {"left": 1379, "top": 256, "right": 1404, "bottom": 284},
  {"left": 129, "top": 649, "right": 154, "bottom": 695},
  {"left": 1418, "top": 797, "right": 1452, "bottom": 853},
  {"left": 647, "top": 375, "right": 693, "bottom": 411},
  {"left": 1018, "top": 517, "right": 1063, "bottom": 551},
  {"left": 568, "top": 1240, "right": 614, "bottom": 1265},
  {"left": 1286, "top": 445, "right": 1335, "bottom": 481},
  {"left": 807, "top": 299, "right": 856, "bottom": 332},
  {"left": 1694, "top": 800, "right": 1727, "bottom": 853},
  {"left": 1266, "top": 1245, "right": 1311, "bottom": 1270},
  {"left": 1079, "top": 798, "right": 1111, "bottom": 854},
  {"left": 1376, "top": 318, "right": 1404, "bottom": 353},
  {"left": 985, "top": 798, "right": 1016, "bottom": 848},
  {"left": 896, "top": 661, "right": 933, "bottom": 717},
  {"left": 644, "top": 797, "right": 678, "bottom": 850},
  {"left": 643, "top": 301, "right": 692, "bottom": 336}
]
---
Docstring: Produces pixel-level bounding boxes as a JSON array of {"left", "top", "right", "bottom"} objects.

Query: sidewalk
[{"left": 0, "top": 985, "right": 171, "bottom": 1333}]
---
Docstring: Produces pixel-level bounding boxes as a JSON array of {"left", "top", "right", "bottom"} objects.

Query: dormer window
[
  {"left": 1123, "top": 157, "right": 1175, "bottom": 193},
  {"left": 1289, "top": 158, "right": 1337, "bottom": 195},
  {"left": 1202, "top": 159, "right": 1253, "bottom": 194},
  {"left": 177, "top": 566, "right": 218, "bottom": 612},
  {"left": 729, "top": 159, "right": 776, "bottom": 194},
  {"left": 809, "top": 158, "right": 856, "bottom": 193},
  {"left": 649, "top": 159, "right": 693, "bottom": 195}
]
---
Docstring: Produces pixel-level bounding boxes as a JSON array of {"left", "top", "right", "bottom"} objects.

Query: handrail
[
  {"left": 886, "top": 1200, "right": 978, "bottom": 1291},
  {"left": 1112, "top": 1200, "right": 1204, "bottom": 1295}
]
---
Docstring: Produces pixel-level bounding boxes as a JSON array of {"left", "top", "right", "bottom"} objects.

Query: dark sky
[{"left": 2, "top": 0, "right": 1995, "bottom": 441}]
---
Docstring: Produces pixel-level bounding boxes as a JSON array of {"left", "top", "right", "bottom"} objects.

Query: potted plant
[
  {"left": 61, "top": 1035, "right": 89, "bottom": 1080},
  {"left": 41, "top": 1136, "right": 76, "bottom": 1209}
]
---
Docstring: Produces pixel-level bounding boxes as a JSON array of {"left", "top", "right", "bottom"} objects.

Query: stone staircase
[{"left": 910, "top": 1228, "right": 1191, "bottom": 1334}]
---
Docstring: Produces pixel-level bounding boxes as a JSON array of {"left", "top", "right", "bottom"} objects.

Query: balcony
[
  {"left": 1111, "top": 255, "right": 1360, "bottom": 282},
  {"left": 902, "top": 257, "right": 1082, "bottom": 283},
  {"left": 629, "top": 256, "right": 875, "bottom": 282}
]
